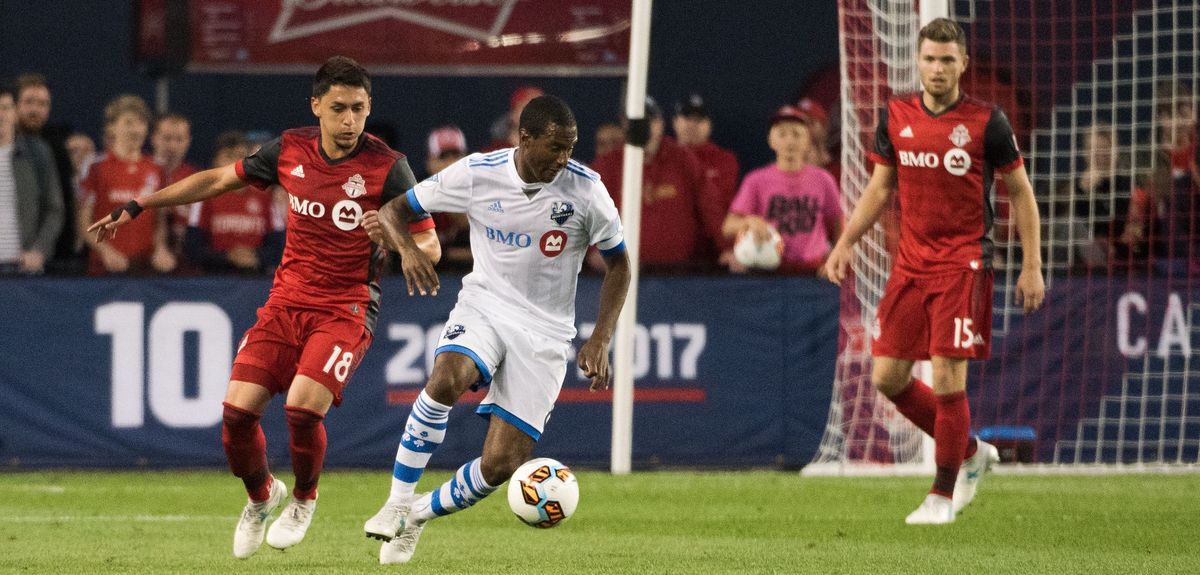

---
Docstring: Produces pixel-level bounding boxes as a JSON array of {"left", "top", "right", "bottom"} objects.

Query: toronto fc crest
[{"left": 343, "top": 174, "right": 367, "bottom": 198}]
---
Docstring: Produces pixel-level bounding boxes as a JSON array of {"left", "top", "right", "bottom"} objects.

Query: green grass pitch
[{"left": 1, "top": 470, "right": 1197, "bottom": 574}]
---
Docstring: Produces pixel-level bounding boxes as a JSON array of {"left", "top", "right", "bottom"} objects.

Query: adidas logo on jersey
[
  {"left": 899, "top": 126, "right": 914, "bottom": 138},
  {"left": 290, "top": 165, "right": 306, "bottom": 178},
  {"left": 487, "top": 200, "right": 504, "bottom": 214}
]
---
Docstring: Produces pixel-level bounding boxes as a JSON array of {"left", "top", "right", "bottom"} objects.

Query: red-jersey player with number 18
[
  {"left": 825, "top": 18, "right": 1045, "bottom": 525},
  {"left": 88, "top": 56, "right": 440, "bottom": 558}
]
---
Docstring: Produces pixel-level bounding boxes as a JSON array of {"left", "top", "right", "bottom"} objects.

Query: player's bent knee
[
  {"left": 871, "top": 375, "right": 909, "bottom": 397},
  {"left": 427, "top": 353, "right": 483, "bottom": 400}
]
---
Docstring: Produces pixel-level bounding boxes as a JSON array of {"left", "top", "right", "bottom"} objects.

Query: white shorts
[{"left": 434, "top": 302, "right": 570, "bottom": 440}]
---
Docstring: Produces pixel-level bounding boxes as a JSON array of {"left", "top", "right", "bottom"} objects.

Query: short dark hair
[
  {"left": 14, "top": 73, "right": 49, "bottom": 98},
  {"left": 313, "top": 56, "right": 371, "bottom": 99},
  {"left": 0, "top": 82, "right": 15, "bottom": 103},
  {"left": 154, "top": 112, "right": 190, "bottom": 131},
  {"left": 519, "top": 95, "right": 576, "bottom": 138},
  {"left": 918, "top": 18, "right": 967, "bottom": 55},
  {"left": 214, "top": 130, "right": 249, "bottom": 154}
]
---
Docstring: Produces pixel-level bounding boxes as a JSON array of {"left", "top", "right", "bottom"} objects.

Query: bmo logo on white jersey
[
  {"left": 288, "top": 193, "right": 363, "bottom": 231},
  {"left": 485, "top": 226, "right": 532, "bottom": 248},
  {"left": 540, "top": 230, "right": 568, "bottom": 257},
  {"left": 898, "top": 150, "right": 939, "bottom": 168}
]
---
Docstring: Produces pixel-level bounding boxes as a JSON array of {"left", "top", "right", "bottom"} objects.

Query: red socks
[
  {"left": 285, "top": 405, "right": 327, "bottom": 501},
  {"left": 222, "top": 402, "right": 271, "bottom": 502},
  {"left": 932, "top": 391, "right": 971, "bottom": 497},
  {"left": 886, "top": 379, "right": 978, "bottom": 459}
]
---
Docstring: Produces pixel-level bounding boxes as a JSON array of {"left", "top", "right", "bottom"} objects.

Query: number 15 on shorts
[
  {"left": 323, "top": 345, "right": 355, "bottom": 383},
  {"left": 953, "top": 317, "right": 974, "bottom": 349}
]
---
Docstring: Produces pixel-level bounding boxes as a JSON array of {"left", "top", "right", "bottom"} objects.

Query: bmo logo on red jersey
[
  {"left": 899, "top": 150, "right": 939, "bottom": 169},
  {"left": 943, "top": 149, "right": 971, "bottom": 176},
  {"left": 288, "top": 193, "right": 363, "bottom": 231},
  {"left": 898, "top": 149, "right": 972, "bottom": 176}
]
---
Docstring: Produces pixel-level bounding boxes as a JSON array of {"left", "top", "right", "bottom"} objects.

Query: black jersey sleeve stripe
[
  {"left": 984, "top": 107, "right": 1022, "bottom": 170},
  {"left": 239, "top": 137, "right": 282, "bottom": 188},
  {"left": 383, "top": 157, "right": 419, "bottom": 205},
  {"left": 871, "top": 105, "right": 895, "bottom": 164}
]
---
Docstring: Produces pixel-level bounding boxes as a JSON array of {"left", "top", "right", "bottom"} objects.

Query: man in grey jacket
[{"left": 0, "top": 84, "right": 62, "bottom": 274}]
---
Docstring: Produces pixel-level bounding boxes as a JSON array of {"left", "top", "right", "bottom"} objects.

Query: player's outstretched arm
[
  {"left": 1002, "top": 165, "right": 1045, "bottom": 313},
  {"left": 579, "top": 249, "right": 631, "bottom": 392},
  {"left": 87, "top": 163, "right": 245, "bottom": 243},
  {"left": 365, "top": 197, "right": 439, "bottom": 296},
  {"left": 823, "top": 163, "right": 896, "bottom": 284}
]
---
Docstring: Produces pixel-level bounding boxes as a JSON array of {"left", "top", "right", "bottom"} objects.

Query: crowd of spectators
[
  {"left": 2, "top": 70, "right": 1193, "bottom": 279},
  {"left": 1045, "top": 80, "right": 1198, "bottom": 277}
]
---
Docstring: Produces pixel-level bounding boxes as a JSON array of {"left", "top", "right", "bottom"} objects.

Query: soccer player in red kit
[
  {"left": 88, "top": 56, "right": 441, "bottom": 556},
  {"left": 825, "top": 18, "right": 1045, "bottom": 524}
]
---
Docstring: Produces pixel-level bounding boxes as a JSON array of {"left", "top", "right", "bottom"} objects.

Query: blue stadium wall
[{"left": 0, "top": 276, "right": 840, "bottom": 469}]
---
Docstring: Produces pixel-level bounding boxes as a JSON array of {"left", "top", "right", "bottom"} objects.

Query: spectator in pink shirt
[{"left": 722, "top": 104, "right": 843, "bottom": 274}]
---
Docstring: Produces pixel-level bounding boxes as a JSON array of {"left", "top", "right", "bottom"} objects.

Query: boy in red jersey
[
  {"left": 825, "top": 18, "right": 1045, "bottom": 524},
  {"left": 89, "top": 56, "right": 441, "bottom": 557},
  {"left": 78, "top": 95, "right": 176, "bottom": 275},
  {"left": 184, "top": 131, "right": 284, "bottom": 274}
]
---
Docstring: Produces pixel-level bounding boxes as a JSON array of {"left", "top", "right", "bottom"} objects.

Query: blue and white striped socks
[
  {"left": 390, "top": 390, "right": 451, "bottom": 501},
  {"left": 409, "top": 457, "right": 498, "bottom": 525}
]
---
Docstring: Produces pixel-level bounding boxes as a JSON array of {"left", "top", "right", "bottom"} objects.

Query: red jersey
[
  {"left": 687, "top": 141, "right": 740, "bottom": 208},
  {"left": 79, "top": 152, "right": 163, "bottom": 275},
  {"left": 868, "top": 93, "right": 1023, "bottom": 276},
  {"left": 163, "top": 161, "right": 201, "bottom": 253},
  {"left": 590, "top": 137, "right": 725, "bottom": 266},
  {"left": 235, "top": 128, "right": 434, "bottom": 332},
  {"left": 187, "top": 187, "right": 281, "bottom": 251}
]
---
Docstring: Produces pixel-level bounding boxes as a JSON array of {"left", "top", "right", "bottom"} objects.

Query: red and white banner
[{"left": 186, "top": 0, "right": 631, "bottom": 75}]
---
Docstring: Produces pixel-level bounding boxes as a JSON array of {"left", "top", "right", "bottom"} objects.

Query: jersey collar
[
  {"left": 919, "top": 91, "right": 965, "bottom": 118},
  {"left": 317, "top": 133, "right": 367, "bottom": 166},
  {"left": 505, "top": 147, "right": 558, "bottom": 197}
]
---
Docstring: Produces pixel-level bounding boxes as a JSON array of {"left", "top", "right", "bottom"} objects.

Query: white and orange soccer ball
[
  {"left": 733, "top": 226, "right": 783, "bottom": 270},
  {"left": 507, "top": 458, "right": 579, "bottom": 528}
]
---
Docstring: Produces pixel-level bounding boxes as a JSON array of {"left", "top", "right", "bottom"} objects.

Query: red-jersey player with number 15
[
  {"left": 88, "top": 56, "right": 440, "bottom": 557},
  {"left": 825, "top": 18, "right": 1045, "bottom": 524}
]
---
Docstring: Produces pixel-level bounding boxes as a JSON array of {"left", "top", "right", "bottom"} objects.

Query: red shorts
[
  {"left": 872, "top": 268, "right": 993, "bottom": 360},
  {"left": 230, "top": 305, "right": 373, "bottom": 406}
]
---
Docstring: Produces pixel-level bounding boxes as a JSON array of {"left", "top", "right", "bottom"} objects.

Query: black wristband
[{"left": 110, "top": 200, "right": 144, "bottom": 222}]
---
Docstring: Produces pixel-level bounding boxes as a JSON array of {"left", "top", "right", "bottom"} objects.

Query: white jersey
[{"left": 408, "top": 148, "right": 624, "bottom": 341}]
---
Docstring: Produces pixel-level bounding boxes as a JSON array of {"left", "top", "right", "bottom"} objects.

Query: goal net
[{"left": 808, "top": 0, "right": 1199, "bottom": 474}]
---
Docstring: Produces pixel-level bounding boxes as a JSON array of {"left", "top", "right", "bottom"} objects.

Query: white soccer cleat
[
  {"left": 232, "top": 477, "right": 287, "bottom": 559},
  {"left": 364, "top": 498, "right": 409, "bottom": 541},
  {"left": 953, "top": 440, "right": 1001, "bottom": 513},
  {"left": 265, "top": 496, "right": 317, "bottom": 550},
  {"left": 379, "top": 494, "right": 429, "bottom": 565},
  {"left": 905, "top": 493, "right": 955, "bottom": 525}
]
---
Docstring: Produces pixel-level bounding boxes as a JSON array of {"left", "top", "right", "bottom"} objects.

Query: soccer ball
[
  {"left": 507, "top": 458, "right": 579, "bottom": 528},
  {"left": 733, "top": 226, "right": 783, "bottom": 270}
]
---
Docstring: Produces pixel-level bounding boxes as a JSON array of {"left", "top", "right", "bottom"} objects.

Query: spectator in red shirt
[
  {"left": 184, "top": 131, "right": 284, "bottom": 274},
  {"left": 673, "top": 94, "right": 740, "bottom": 216},
  {"left": 425, "top": 125, "right": 472, "bottom": 271},
  {"left": 593, "top": 120, "right": 624, "bottom": 162},
  {"left": 483, "top": 86, "right": 544, "bottom": 152},
  {"left": 590, "top": 97, "right": 725, "bottom": 272},
  {"left": 78, "top": 94, "right": 175, "bottom": 275},
  {"left": 153, "top": 112, "right": 200, "bottom": 257}
]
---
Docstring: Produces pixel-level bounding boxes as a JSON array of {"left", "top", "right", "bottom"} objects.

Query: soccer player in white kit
[{"left": 361, "top": 95, "right": 631, "bottom": 564}]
